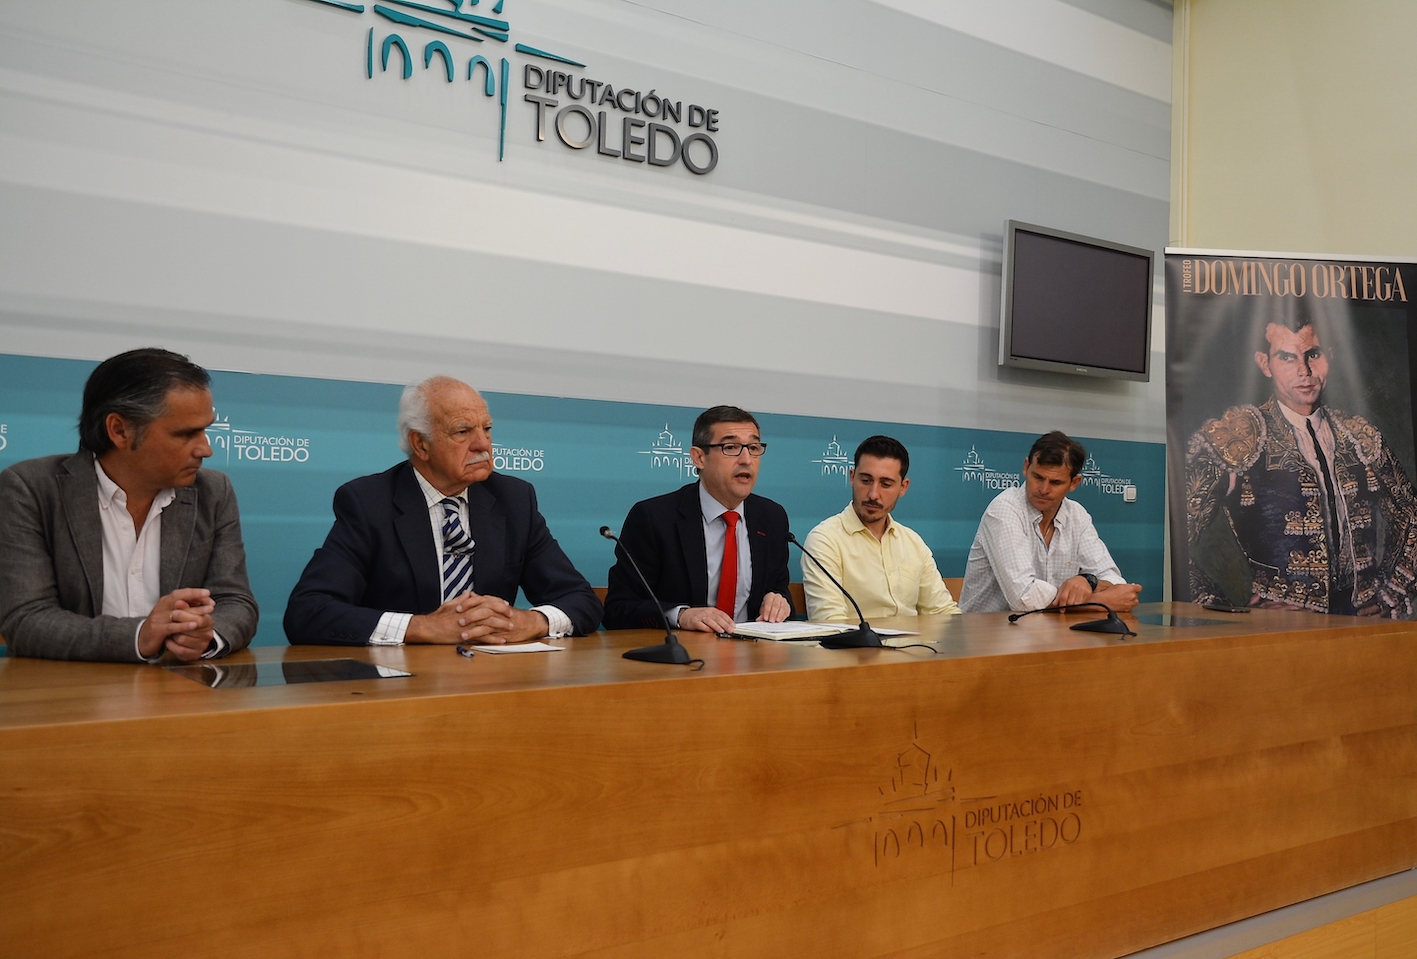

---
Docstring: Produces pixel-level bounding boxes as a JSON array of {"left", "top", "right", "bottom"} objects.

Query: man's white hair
[{"left": 397, "top": 376, "right": 466, "bottom": 455}]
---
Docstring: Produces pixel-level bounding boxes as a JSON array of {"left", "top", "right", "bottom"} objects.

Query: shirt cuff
[
  {"left": 135, "top": 621, "right": 163, "bottom": 663},
  {"left": 1019, "top": 580, "right": 1059, "bottom": 611},
  {"left": 668, "top": 605, "right": 688, "bottom": 628},
  {"left": 531, "top": 605, "right": 572, "bottom": 638},
  {"left": 200, "top": 632, "right": 229, "bottom": 659},
  {"left": 370, "top": 611, "right": 412, "bottom": 645}
]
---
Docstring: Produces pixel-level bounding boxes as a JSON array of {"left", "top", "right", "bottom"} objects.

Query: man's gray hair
[
  {"left": 397, "top": 379, "right": 437, "bottom": 456},
  {"left": 399, "top": 376, "right": 478, "bottom": 455}
]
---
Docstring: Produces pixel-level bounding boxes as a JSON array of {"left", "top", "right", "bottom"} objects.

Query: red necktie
[{"left": 716, "top": 511, "right": 739, "bottom": 618}]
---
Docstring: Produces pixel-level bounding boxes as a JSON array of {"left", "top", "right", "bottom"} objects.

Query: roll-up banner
[{"left": 1166, "top": 251, "right": 1417, "bottom": 616}]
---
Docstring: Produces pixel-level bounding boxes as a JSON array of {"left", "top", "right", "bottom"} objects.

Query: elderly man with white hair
[{"left": 284, "top": 376, "right": 601, "bottom": 646}]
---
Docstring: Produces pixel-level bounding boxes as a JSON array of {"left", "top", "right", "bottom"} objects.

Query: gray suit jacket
[{"left": 0, "top": 453, "right": 259, "bottom": 662}]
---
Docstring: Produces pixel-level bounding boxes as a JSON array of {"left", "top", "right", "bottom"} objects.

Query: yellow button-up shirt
[{"left": 801, "top": 504, "right": 960, "bottom": 622}]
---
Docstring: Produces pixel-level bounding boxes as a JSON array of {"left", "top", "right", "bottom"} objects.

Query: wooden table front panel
[{"left": 1, "top": 606, "right": 1415, "bottom": 959}]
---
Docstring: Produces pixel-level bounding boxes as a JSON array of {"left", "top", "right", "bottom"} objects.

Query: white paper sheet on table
[{"left": 470, "top": 642, "right": 566, "bottom": 653}]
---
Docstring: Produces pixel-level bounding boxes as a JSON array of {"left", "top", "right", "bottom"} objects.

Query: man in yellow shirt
[{"left": 802, "top": 436, "right": 960, "bottom": 622}]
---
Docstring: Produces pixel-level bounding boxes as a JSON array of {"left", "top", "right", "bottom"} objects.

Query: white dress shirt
[
  {"left": 1275, "top": 403, "right": 1355, "bottom": 574},
  {"left": 670, "top": 483, "right": 752, "bottom": 624},
  {"left": 961, "top": 484, "right": 1124, "bottom": 613},
  {"left": 94, "top": 457, "right": 226, "bottom": 661},
  {"left": 368, "top": 470, "right": 572, "bottom": 644}
]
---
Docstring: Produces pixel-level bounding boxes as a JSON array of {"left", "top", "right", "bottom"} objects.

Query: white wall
[{"left": 0, "top": 0, "right": 1172, "bottom": 442}]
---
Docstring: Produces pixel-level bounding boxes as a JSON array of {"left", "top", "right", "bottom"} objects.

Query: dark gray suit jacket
[{"left": 0, "top": 453, "right": 259, "bottom": 662}]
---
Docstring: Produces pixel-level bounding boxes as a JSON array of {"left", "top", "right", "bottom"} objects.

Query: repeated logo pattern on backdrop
[
  {"left": 812, "top": 438, "right": 851, "bottom": 484},
  {"left": 492, "top": 445, "right": 545, "bottom": 472},
  {"left": 1077, "top": 455, "right": 1133, "bottom": 498},
  {"left": 640, "top": 426, "right": 698, "bottom": 480},
  {"left": 0, "top": 354, "right": 1163, "bottom": 646},
  {"left": 956, "top": 447, "right": 1134, "bottom": 500},
  {"left": 210, "top": 413, "right": 314, "bottom": 465},
  {"left": 956, "top": 447, "right": 1021, "bottom": 491}
]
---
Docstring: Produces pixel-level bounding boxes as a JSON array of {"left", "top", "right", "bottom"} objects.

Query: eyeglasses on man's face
[{"left": 700, "top": 441, "right": 768, "bottom": 457}]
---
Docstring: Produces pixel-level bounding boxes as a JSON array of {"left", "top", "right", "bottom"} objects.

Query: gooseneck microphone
[
  {"left": 599, "top": 526, "right": 700, "bottom": 666},
  {"left": 1008, "top": 602, "right": 1135, "bottom": 637},
  {"left": 786, "top": 531, "right": 883, "bottom": 649}
]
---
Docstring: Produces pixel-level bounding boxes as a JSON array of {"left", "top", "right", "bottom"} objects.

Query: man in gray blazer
[{"left": 0, "top": 349, "right": 258, "bottom": 662}]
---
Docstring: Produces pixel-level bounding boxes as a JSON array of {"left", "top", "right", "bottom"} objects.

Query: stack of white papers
[
  {"left": 728, "top": 622, "right": 853, "bottom": 640},
  {"left": 729, "top": 622, "right": 921, "bottom": 642}
]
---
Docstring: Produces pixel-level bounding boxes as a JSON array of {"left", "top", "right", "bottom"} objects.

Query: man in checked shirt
[{"left": 960, "top": 431, "right": 1142, "bottom": 613}]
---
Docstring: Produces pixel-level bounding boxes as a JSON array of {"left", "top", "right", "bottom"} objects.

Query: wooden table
[{"left": 2, "top": 604, "right": 1415, "bottom": 959}]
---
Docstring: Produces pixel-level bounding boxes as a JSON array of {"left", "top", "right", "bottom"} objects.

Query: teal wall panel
[{"left": 0, "top": 354, "right": 1164, "bottom": 646}]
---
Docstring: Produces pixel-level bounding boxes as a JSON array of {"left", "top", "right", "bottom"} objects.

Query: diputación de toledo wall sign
[{"left": 302, "top": 0, "right": 720, "bottom": 173}]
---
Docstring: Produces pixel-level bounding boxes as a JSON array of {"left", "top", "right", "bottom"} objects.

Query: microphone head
[
  {"left": 599, "top": 526, "right": 615, "bottom": 540},
  {"left": 786, "top": 531, "right": 799, "bottom": 544},
  {"left": 1007, "top": 613, "right": 1022, "bottom": 622}
]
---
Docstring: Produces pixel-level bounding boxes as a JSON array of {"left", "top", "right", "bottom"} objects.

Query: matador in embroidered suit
[{"left": 1187, "top": 318, "right": 1417, "bottom": 617}]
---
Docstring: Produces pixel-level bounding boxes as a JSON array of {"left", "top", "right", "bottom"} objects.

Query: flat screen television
[{"left": 998, "top": 220, "right": 1154, "bottom": 382}]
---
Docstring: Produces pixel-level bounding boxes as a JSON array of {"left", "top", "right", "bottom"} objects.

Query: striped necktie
[{"left": 440, "top": 497, "right": 475, "bottom": 601}]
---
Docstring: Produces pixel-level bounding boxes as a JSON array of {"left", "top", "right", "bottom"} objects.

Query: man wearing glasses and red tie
[{"left": 603, "top": 405, "right": 794, "bottom": 631}]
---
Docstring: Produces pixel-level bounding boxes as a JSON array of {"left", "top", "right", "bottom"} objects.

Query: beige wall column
[{"left": 1171, "top": 0, "right": 1417, "bottom": 255}]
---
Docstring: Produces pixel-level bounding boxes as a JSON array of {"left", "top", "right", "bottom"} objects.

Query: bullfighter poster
[{"left": 1166, "top": 251, "right": 1417, "bottom": 616}]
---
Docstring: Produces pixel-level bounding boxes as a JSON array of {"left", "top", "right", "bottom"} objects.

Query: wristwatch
[{"left": 1079, "top": 572, "right": 1098, "bottom": 590}]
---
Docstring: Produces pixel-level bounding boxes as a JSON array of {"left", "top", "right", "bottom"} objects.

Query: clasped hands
[
  {"left": 677, "top": 590, "right": 792, "bottom": 634},
  {"left": 138, "top": 588, "right": 219, "bottom": 662},
  {"left": 1055, "top": 576, "right": 1142, "bottom": 612},
  {"left": 406, "top": 592, "right": 549, "bottom": 645}
]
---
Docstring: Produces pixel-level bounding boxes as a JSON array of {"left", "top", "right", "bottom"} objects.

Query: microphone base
[
  {"left": 820, "top": 624, "right": 886, "bottom": 649},
  {"left": 1070, "top": 616, "right": 1135, "bottom": 637},
  {"left": 623, "top": 637, "right": 694, "bottom": 665}
]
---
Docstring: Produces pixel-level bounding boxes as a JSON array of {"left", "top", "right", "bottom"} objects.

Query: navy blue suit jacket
[
  {"left": 284, "top": 462, "right": 601, "bottom": 644},
  {"left": 603, "top": 482, "right": 793, "bottom": 629}
]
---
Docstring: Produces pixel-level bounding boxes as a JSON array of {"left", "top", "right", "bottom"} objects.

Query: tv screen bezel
[{"left": 998, "top": 219, "right": 1155, "bottom": 383}]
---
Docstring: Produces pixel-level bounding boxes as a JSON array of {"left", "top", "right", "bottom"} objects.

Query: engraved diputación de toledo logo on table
[{"left": 851, "top": 723, "right": 1084, "bottom": 881}]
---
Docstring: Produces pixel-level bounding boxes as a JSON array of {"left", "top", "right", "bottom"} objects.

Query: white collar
[
  {"left": 1023, "top": 488, "right": 1068, "bottom": 530},
  {"left": 698, "top": 481, "right": 743, "bottom": 524},
  {"left": 1276, "top": 401, "right": 1325, "bottom": 430},
  {"left": 92, "top": 454, "right": 176, "bottom": 513},
  {"left": 412, "top": 466, "right": 466, "bottom": 509}
]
